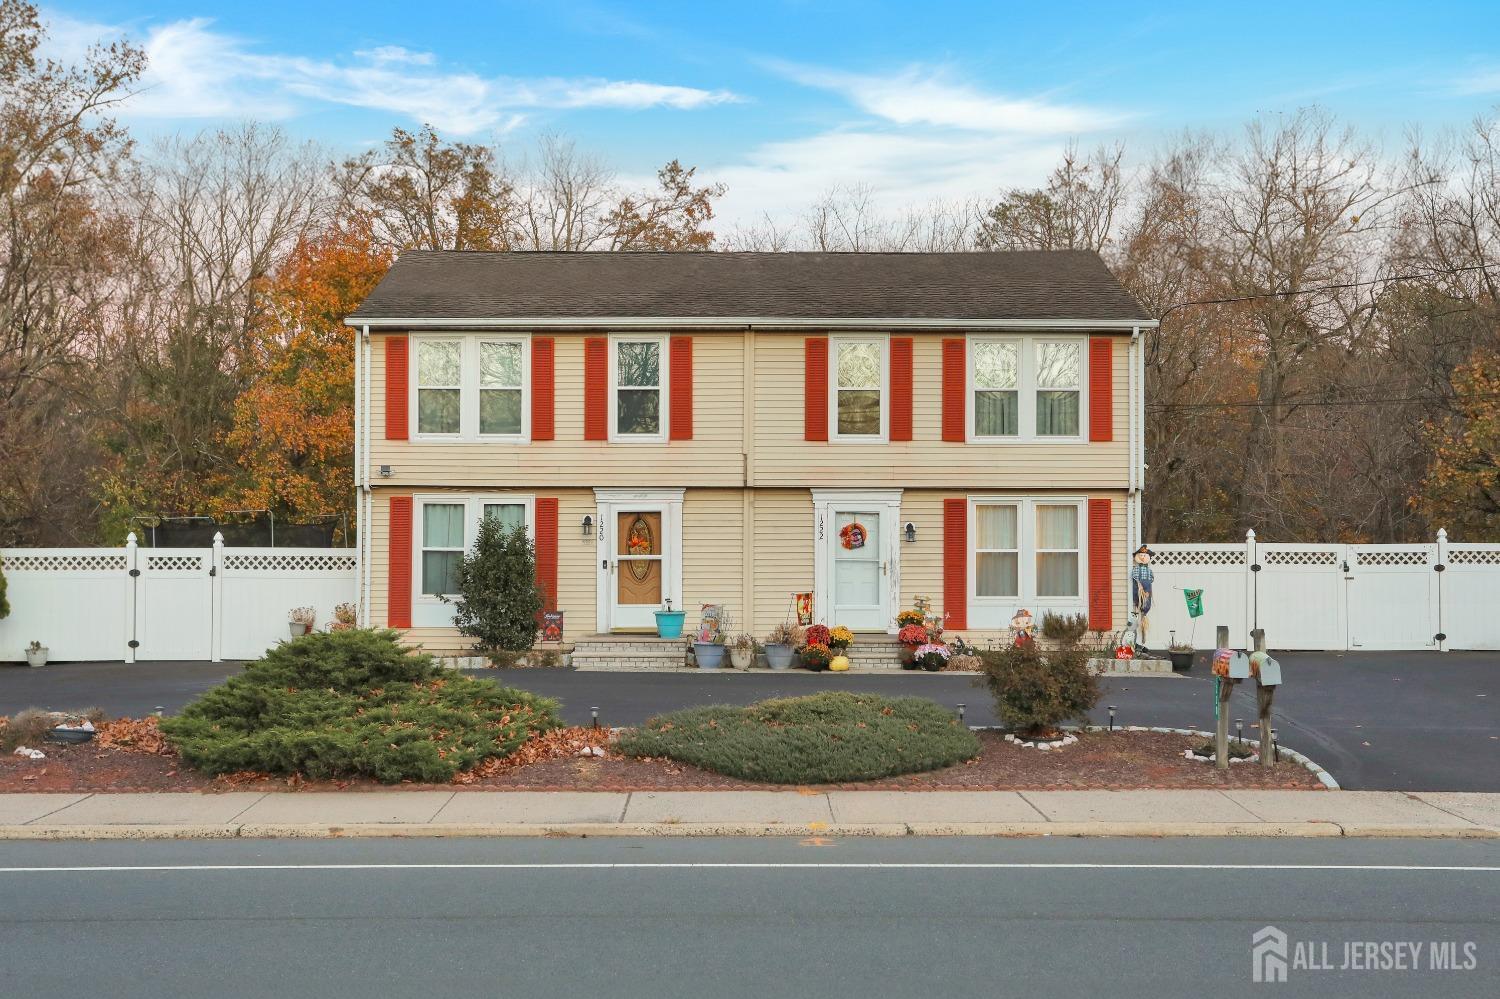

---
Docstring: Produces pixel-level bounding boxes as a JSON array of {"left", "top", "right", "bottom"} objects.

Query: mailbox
[
  {"left": 1257, "top": 655, "right": 1282, "bottom": 686},
  {"left": 1228, "top": 651, "right": 1251, "bottom": 679}
]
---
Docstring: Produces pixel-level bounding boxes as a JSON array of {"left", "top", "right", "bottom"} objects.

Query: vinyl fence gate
[{"left": 0, "top": 534, "right": 357, "bottom": 663}]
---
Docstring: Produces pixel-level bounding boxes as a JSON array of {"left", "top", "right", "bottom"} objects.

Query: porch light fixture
[
  {"left": 904, "top": 522, "right": 917, "bottom": 543},
  {"left": 581, "top": 515, "right": 594, "bottom": 539},
  {"left": 378, "top": 465, "right": 393, "bottom": 478}
]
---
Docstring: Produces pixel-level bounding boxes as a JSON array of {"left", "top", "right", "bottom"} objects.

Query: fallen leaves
[
  {"left": 95, "top": 716, "right": 175, "bottom": 756},
  {"left": 451, "top": 727, "right": 615, "bottom": 785}
]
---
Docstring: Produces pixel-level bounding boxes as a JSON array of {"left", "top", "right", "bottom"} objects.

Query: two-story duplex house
[{"left": 346, "top": 250, "right": 1153, "bottom": 660}]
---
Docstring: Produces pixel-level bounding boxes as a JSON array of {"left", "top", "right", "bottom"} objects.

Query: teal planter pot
[{"left": 654, "top": 610, "right": 686, "bottom": 639}]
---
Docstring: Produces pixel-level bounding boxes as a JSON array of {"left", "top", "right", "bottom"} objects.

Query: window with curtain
[
  {"left": 1035, "top": 503, "right": 1080, "bottom": 597},
  {"left": 614, "top": 339, "right": 662, "bottom": 437},
  {"left": 416, "top": 340, "right": 462, "bottom": 435},
  {"left": 1035, "top": 341, "right": 1081, "bottom": 436},
  {"left": 834, "top": 339, "right": 882, "bottom": 437},
  {"left": 479, "top": 341, "right": 524, "bottom": 436},
  {"left": 975, "top": 503, "right": 1020, "bottom": 596},
  {"left": 420, "top": 502, "right": 466, "bottom": 596},
  {"left": 973, "top": 341, "right": 1019, "bottom": 437},
  {"left": 482, "top": 502, "right": 526, "bottom": 534}
]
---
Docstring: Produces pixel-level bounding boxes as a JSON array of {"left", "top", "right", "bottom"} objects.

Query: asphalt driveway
[{"left": 2, "top": 651, "right": 1495, "bottom": 792}]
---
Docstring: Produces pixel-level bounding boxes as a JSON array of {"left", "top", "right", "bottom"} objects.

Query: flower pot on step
[
  {"left": 654, "top": 611, "right": 686, "bottom": 639},
  {"left": 694, "top": 643, "right": 726, "bottom": 669},
  {"left": 1169, "top": 650, "right": 1195, "bottom": 671},
  {"left": 729, "top": 648, "right": 753, "bottom": 669},
  {"left": 764, "top": 643, "right": 794, "bottom": 670}
]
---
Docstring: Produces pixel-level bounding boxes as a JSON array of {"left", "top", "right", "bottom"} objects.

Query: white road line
[{"left": 1, "top": 863, "right": 1498, "bottom": 874}]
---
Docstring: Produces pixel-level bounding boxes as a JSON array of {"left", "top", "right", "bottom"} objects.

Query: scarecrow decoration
[
  {"left": 1010, "top": 608, "right": 1036, "bottom": 646},
  {"left": 1130, "top": 544, "right": 1155, "bottom": 649}
]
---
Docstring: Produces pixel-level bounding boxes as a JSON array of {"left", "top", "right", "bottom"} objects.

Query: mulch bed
[{"left": 1, "top": 726, "right": 1323, "bottom": 793}]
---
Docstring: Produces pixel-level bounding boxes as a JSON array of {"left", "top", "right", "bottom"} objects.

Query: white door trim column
[
  {"left": 594, "top": 488, "right": 685, "bottom": 632},
  {"left": 811, "top": 488, "right": 902, "bottom": 633}
]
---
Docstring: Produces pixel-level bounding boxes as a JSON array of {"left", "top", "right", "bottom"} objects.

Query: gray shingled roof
[{"left": 348, "top": 249, "right": 1151, "bottom": 323}]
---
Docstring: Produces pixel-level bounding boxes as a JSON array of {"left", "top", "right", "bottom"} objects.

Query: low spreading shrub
[
  {"left": 617, "top": 692, "right": 980, "bottom": 784},
  {"left": 1039, "top": 611, "right": 1090, "bottom": 645},
  {"left": 976, "top": 641, "right": 1099, "bottom": 737},
  {"left": 161, "top": 629, "right": 561, "bottom": 783}
]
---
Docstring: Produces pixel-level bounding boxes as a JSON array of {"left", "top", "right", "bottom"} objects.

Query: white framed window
[
  {"left": 410, "top": 334, "right": 530, "bottom": 442},
  {"left": 968, "top": 497, "right": 1086, "bottom": 614},
  {"left": 967, "top": 335, "right": 1087, "bottom": 442},
  {"left": 413, "top": 494, "right": 535, "bottom": 616},
  {"left": 609, "top": 335, "right": 668, "bottom": 442},
  {"left": 830, "top": 335, "right": 887, "bottom": 441}
]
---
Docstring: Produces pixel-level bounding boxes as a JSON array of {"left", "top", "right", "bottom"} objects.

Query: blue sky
[{"left": 40, "top": 1, "right": 1500, "bottom": 225}]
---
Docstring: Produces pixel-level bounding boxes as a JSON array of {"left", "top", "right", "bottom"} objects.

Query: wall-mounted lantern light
[
  {"left": 378, "top": 465, "right": 393, "bottom": 478},
  {"left": 904, "top": 522, "right": 917, "bottom": 543},
  {"left": 581, "top": 514, "right": 594, "bottom": 539}
]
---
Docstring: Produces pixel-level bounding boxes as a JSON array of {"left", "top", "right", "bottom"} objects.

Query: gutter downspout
[{"left": 360, "top": 323, "right": 372, "bottom": 628}]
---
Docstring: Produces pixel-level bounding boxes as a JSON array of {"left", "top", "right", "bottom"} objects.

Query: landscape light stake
[
  {"left": 1270, "top": 727, "right": 1279, "bottom": 763},
  {"left": 1108, "top": 705, "right": 1116, "bottom": 731},
  {"left": 956, "top": 703, "right": 966, "bottom": 724},
  {"left": 591, "top": 706, "right": 599, "bottom": 730},
  {"left": 1235, "top": 719, "right": 1244, "bottom": 746}
]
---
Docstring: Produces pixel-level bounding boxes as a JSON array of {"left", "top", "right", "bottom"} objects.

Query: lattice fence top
[
  {"left": 0, "top": 552, "right": 128, "bottom": 572},
  {"left": 222, "top": 553, "right": 358, "bottom": 573},
  {"left": 1448, "top": 548, "right": 1500, "bottom": 566},
  {"left": 1263, "top": 549, "right": 1339, "bottom": 566},
  {"left": 146, "top": 554, "right": 203, "bottom": 572},
  {"left": 1152, "top": 548, "right": 1246, "bottom": 567},
  {"left": 1354, "top": 549, "right": 1429, "bottom": 567}
]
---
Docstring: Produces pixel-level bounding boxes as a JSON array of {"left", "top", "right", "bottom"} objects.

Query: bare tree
[{"left": 978, "top": 142, "right": 1127, "bottom": 253}]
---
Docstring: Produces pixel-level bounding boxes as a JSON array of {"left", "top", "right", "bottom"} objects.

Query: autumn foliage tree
[{"left": 1418, "top": 351, "right": 1500, "bottom": 536}]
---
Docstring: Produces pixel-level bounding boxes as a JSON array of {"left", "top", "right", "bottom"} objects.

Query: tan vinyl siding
[
  {"left": 368, "top": 332, "right": 746, "bottom": 488},
  {"left": 680, "top": 488, "right": 747, "bottom": 633},
  {"left": 751, "top": 334, "right": 1129, "bottom": 488},
  {"left": 749, "top": 489, "right": 816, "bottom": 635},
  {"left": 367, "top": 330, "right": 1131, "bottom": 491}
]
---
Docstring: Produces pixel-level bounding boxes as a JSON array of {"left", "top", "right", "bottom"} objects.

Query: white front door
[
  {"left": 830, "top": 508, "right": 889, "bottom": 631},
  {"left": 595, "top": 489, "right": 685, "bottom": 634}
]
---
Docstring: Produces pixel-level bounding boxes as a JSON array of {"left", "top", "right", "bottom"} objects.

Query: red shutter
[
  {"left": 385, "top": 335, "right": 409, "bottom": 441},
  {"left": 890, "top": 337, "right": 913, "bottom": 441},
  {"left": 1089, "top": 336, "right": 1114, "bottom": 442},
  {"left": 1087, "top": 498, "right": 1113, "bottom": 631},
  {"left": 804, "top": 337, "right": 828, "bottom": 441},
  {"left": 535, "top": 497, "right": 559, "bottom": 612},
  {"left": 388, "top": 495, "right": 413, "bottom": 628},
  {"left": 941, "top": 338, "right": 966, "bottom": 442},
  {"left": 669, "top": 336, "right": 693, "bottom": 441},
  {"left": 943, "top": 497, "right": 968, "bottom": 630},
  {"left": 532, "top": 337, "right": 555, "bottom": 441},
  {"left": 583, "top": 337, "right": 608, "bottom": 441}
]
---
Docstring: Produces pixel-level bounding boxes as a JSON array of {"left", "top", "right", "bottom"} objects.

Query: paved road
[
  {"left": 3, "top": 652, "right": 1496, "bottom": 791},
  {"left": 0, "top": 836, "right": 1495, "bottom": 998}
]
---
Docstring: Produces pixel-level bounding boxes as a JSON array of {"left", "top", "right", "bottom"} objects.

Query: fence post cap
[
  {"left": 1437, "top": 527, "right": 1448, "bottom": 542},
  {"left": 212, "top": 531, "right": 225, "bottom": 545},
  {"left": 1245, "top": 528, "right": 1256, "bottom": 540},
  {"left": 125, "top": 532, "right": 137, "bottom": 546}
]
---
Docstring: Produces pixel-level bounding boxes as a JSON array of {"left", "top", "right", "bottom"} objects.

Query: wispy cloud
[
  {"left": 766, "top": 59, "right": 1125, "bottom": 134},
  {"left": 1449, "top": 66, "right": 1500, "bottom": 96},
  {"left": 42, "top": 13, "right": 738, "bottom": 135}
]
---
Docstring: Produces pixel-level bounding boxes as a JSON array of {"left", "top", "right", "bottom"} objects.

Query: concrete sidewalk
[{"left": 3, "top": 789, "right": 1499, "bottom": 839}]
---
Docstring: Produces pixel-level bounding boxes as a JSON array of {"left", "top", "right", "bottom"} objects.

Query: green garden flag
[{"left": 1185, "top": 588, "right": 1204, "bottom": 618}]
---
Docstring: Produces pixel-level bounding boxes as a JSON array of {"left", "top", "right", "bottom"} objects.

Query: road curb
[{"left": 3, "top": 820, "right": 1495, "bottom": 841}]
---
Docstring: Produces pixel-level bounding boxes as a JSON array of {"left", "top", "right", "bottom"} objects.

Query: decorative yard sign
[
  {"left": 1184, "top": 588, "right": 1204, "bottom": 618},
  {"left": 793, "top": 592, "right": 813, "bottom": 625},
  {"left": 541, "top": 611, "right": 564, "bottom": 643},
  {"left": 697, "top": 604, "right": 725, "bottom": 643}
]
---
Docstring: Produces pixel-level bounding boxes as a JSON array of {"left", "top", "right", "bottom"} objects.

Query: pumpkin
[{"left": 828, "top": 655, "right": 850, "bottom": 672}]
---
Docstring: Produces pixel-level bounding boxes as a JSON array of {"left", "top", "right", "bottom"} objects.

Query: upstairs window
[
  {"left": 1035, "top": 341, "right": 1082, "bottom": 437},
  {"left": 968, "top": 335, "right": 1086, "bottom": 442},
  {"left": 416, "top": 340, "right": 462, "bottom": 436},
  {"left": 611, "top": 336, "right": 667, "bottom": 441},
  {"left": 832, "top": 336, "right": 886, "bottom": 440},
  {"left": 411, "top": 335, "right": 529, "bottom": 441}
]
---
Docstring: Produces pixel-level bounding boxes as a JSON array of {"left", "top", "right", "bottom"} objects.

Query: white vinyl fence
[
  {"left": 1, "top": 534, "right": 357, "bottom": 663},
  {"left": 1147, "top": 529, "right": 1500, "bottom": 651}
]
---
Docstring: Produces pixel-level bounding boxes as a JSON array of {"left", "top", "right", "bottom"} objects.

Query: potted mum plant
[
  {"left": 763, "top": 623, "right": 800, "bottom": 670},
  {"left": 729, "top": 633, "right": 756, "bottom": 669},
  {"left": 288, "top": 607, "right": 316, "bottom": 637},
  {"left": 828, "top": 625, "right": 854, "bottom": 654},
  {"left": 799, "top": 624, "right": 831, "bottom": 668},
  {"left": 913, "top": 642, "right": 951, "bottom": 672},
  {"left": 800, "top": 642, "right": 833, "bottom": 672},
  {"left": 897, "top": 623, "right": 927, "bottom": 669},
  {"left": 330, "top": 602, "right": 358, "bottom": 632}
]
